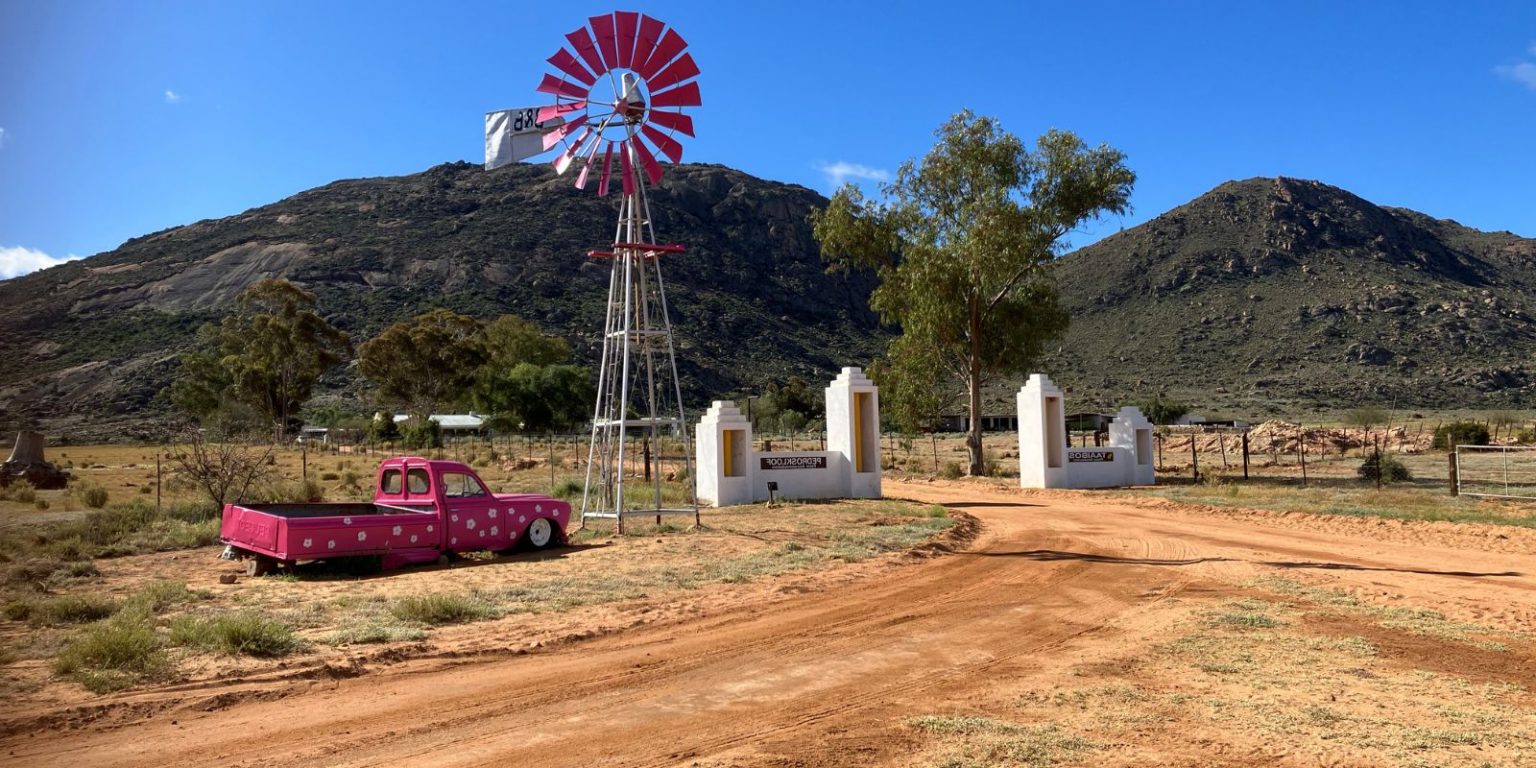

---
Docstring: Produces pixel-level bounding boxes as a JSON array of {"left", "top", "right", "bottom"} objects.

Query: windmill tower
[{"left": 510, "top": 11, "right": 702, "bottom": 531}]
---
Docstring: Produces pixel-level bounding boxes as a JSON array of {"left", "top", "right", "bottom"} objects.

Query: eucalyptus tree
[{"left": 812, "top": 111, "right": 1135, "bottom": 475}]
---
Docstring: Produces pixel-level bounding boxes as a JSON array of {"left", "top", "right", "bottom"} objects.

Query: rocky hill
[
  {"left": 0, "top": 162, "right": 883, "bottom": 438},
  {"left": 1043, "top": 176, "right": 1536, "bottom": 415},
  {"left": 5, "top": 168, "right": 1534, "bottom": 439}
]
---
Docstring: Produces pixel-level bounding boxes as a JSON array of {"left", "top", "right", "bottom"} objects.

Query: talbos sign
[
  {"left": 760, "top": 455, "right": 828, "bottom": 471},
  {"left": 1069, "top": 451, "right": 1115, "bottom": 463}
]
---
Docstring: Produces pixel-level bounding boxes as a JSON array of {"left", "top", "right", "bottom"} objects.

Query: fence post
[
  {"left": 1373, "top": 436, "right": 1382, "bottom": 491},
  {"left": 1190, "top": 430, "right": 1199, "bottom": 482},
  {"left": 1298, "top": 424, "right": 1307, "bottom": 488},
  {"left": 1241, "top": 431, "right": 1250, "bottom": 479},
  {"left": 1448, "top": 445, "right": 1459, "bottom": 496}
]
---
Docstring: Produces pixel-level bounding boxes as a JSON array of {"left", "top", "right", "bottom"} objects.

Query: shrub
[
  {"left": 54, "top": 612, "right": 170, "bottom": 692},
  {"left": 388, "top": 593, "right": 497, "bottom": 625},
  {"left": 80, "top": 484, "right": 109, "bottom": 509},
  {"left": 165, "top": 500, "right": 220, "bottom": 523},
  {"left": 1358, "top": 453, "right": 1414, "bottom": 483},
  {"left": 939, "top": 461, "right": 965, "bottom": 480},
  {"left": 171, "top": 611, "right": 302, "bottom": 657},
  {"left": 126, "top": 580, "right": 205, "bottom": 613},
  {"left": 35, "top": 498, "right": 49, "bottom": 510},
  {"left": 320, "top": 472, "right": 340, "bottom": 481},
  {"left": 551, "top": 479, "right": 583, "bottom": 500},
  {"left": 399, "top": 419, "right": 443, "bottom": 450},
  {"left": 11, "top": 483, "right": 37, "bottom": 504},
  {"left": 1432, "top": 421, "right": 1490, "bottom": 450},
  {"left": 22, "top": 594, "right": 119, "bottom": 625}
]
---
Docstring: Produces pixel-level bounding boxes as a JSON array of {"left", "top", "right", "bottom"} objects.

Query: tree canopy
[
  {"left": 170, "top": 279, "right": 351, "bottom": 438},
  {"left": 812, "top": 111, "right": 1135, "bottom": 474},
  {"left": 358, "top": 309, "right": 488, "bottom": 419}
]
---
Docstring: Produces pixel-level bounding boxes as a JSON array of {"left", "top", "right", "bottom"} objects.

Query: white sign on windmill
[{"left": 484, "top": 107, "right": 566, "bottom": 169}]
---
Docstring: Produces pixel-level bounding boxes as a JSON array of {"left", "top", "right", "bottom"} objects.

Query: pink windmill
[{"left": 503, "top": 11, "right": 701, "bottom": 531}]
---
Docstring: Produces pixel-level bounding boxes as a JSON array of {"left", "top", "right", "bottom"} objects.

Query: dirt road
[{"left": 7, "top": 480, "right": 1534, "bottom": 767}]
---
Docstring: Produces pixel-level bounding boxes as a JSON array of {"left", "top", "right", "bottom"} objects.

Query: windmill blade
[
  {"left": 632, "top": 134, "right": 665, "bottom": 185},
  {"left": 646, "top": 52, "right": 699, "bottom": 94},
  {"left": 542, "top": 113, "right": 589, "bottom": 151},
  {"left": 598, "top": 141, "right": 616, "bottom": 197},
  {"left": 638, "top": 28, "right": 687, "bottom": 80},
  {"left": 590, "top": 13, "right": 619, "bottom": 71},
  {"left": 633, "top": 15, "right": 665, "bottom": 74},
  {"left": 537, "top": 102, "right": 586, "bottom": 123},
  {"left": 536, "top": 73, "right": 588, "bottom": 101},
  {"left": 641, "top": 124, "right": 685, "bottom": 163},
  {"left": 620, "top": 140, "right": 636, "bottom": 197},
  {"left": 649, "top": 81, "right": 702, "bottom": 109},
  {"left": 547, "top": 48, "right": 596, "bottom": 86},
  {"left": 565, "top": 27, "right": 606, "bottom": 78},
  {"left": 614, "top": 11, "right": 639, "bottom": 68},
  {"left": 575, "top": 143, "right": 600, "bottom": 189},
  {"left": 552, "top": 126, "right": 593, "bottom": 174},
  {"left": 646, "top": 109, "right": 695, "bottom": 137}
]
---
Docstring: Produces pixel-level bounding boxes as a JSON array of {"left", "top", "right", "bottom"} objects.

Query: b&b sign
[
  {"left": 760, "top": 455, "right": 827, "bottom": 470},
  {"left": 1069, "top": 451, "right": 1115, "bottom": 463}
]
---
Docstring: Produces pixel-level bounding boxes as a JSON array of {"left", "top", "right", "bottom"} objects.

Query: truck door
[{"left": 441, "top": 469, "right": 511, "bottom": 550}]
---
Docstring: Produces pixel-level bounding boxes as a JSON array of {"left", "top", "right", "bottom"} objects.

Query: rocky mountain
[
  {"left": 1043, "top": 176, "right": 1536, "bottom": 415},
  {"left": 0, "top": 162, "right": 883, "bottom": 439},
  {"left": 5, "top": 168, "right": 1534, "bottom": 439}
]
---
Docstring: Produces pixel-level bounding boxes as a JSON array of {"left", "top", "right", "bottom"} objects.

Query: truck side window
[
  {"left": 380, "top": 469, "right": 402, "bottom": 494},
  {"left": 406, "top": 468, "right": 430, "bottom": 495},
  {"left": 442, "top": 472, "right": 488, "bottom": 498}
]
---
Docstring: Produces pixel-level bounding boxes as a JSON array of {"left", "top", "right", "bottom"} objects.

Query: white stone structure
[
  {"left": 696, "top": 367, "right": 882, "bottom": 506},
  {"left": 1017, "top": 374, "right": 1156, "bottom": 489}
]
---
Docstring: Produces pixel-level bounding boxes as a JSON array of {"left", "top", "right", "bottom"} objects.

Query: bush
[
  {"left": 10, "top": 483, "right": 37, "bottom": 504},
  {"left": 1432, "top": 421, "right": 1490, "bottom": 450},
  {"left": 54, "top": 612, "right": 170, "bottom": 692},
  {"left": 80, "top": 484, "right": 109, "bottom": 509},
  {"left": 15, "top": 594, "right": 119, "bottom": 625},
  {"left": 1358, "top": 453, "right": 1414, "bottom": 483},
  {"left": 939, "top": 461, "right": 965, "bottom": 480},
  {"left": 399, "top": 419, "right": 443, "bottom": 450},
  {"left": 165, "top": 500, "right": 220, "bottom": 523},
  {"left": 35, "top": 498, "right": 49, "bottom": 510},
  {"left": 388, "top": 593, "right": 497, "bottom": 626},
  {"left": 320, "top": 472, "right": 340, "bottom": 481},
  {"left": 170, "top": 611, "right": 302, "bottom": 657}
]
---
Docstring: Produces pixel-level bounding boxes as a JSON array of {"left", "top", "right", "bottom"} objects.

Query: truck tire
[
  {"left": 527, "top": 518, "right": 556, "bottom": 550},
  {"left": 245, "top": 556, "right": 276, "bottom": 577}
]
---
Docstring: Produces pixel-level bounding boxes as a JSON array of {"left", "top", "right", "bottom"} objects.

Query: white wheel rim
[{"left": 529, "top": 518, "right": 552, "bottom": 548}]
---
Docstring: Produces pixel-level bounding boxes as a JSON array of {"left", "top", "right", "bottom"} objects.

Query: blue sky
[{"left": 2, "top": 1, "right": 1535, "bottom": 279}]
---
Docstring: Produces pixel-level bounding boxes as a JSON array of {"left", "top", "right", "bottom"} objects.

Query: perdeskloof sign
[
  {"left": 1068, "top": 451, "right": 1115, "bottom": 463},
  {"left": 760, "top": 455, "right": 828, "bottom": 470}
]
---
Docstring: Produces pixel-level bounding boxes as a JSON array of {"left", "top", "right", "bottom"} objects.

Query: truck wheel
[
  {"left": 527, "top": 518, "right": 556, "bottom": 550},
  {"left": 245, "top": 556, "right": 276, "bottom": 577}
]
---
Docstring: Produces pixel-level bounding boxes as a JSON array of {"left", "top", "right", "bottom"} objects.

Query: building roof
[{"left": 392, "top": 414, "right": 485, "bottom": 429}]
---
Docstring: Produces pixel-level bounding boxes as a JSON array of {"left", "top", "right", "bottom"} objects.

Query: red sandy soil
[{"left": 2, "top": 478, "right": 1533, "bottom": 767}]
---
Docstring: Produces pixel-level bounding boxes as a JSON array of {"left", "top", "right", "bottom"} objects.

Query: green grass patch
[
  {"left": 324, "top": 619, "right": 428, "bottom": 645},
  {"left": 388, "top": 592, "right": 499, "bottom": 626},
  {"left": 54, "top": 612, "right": 171, "bottom": 693},
  {"left": 170, "top": 610, "right": 302, "bottom": 657}
]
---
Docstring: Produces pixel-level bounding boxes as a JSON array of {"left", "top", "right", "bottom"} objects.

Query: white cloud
[
  {"left": 816, "top": 161, "right": 891, "bottom": 189},
  {"left": 164, "top": 89, "right": 182, "bottom": 104},
  {"left": 0, "top": 246, "right": 82, "bottom": 280},
  {"left": 1497, "top": 43, "right": 1536, "bottom": 90},
  {"left": 1496, "top": 61, "right": 1536, "bottom": 90},
  {"left": 0, "top": 126, "right": 7, "bottom": 148}
]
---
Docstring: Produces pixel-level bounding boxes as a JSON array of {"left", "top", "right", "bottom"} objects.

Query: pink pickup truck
[{"left": 220, "top": 457, "right": 571, "bottom": 575}]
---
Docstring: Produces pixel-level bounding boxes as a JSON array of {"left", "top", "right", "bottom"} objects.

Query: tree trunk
[{"left": 967, "top": 304, "right": 985, "bottom": 476}]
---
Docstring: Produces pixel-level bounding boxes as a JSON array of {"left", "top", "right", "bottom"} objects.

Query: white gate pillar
[
  {"left": 826, "top": 367, "right": 881, "bottom": 498},
  {"left": 1107, "top": 406, "right": 1156, "bottom": 485},
  {"left": 1017, "top": 374, "right": 1069, "bottom": 488},
  {"left": 695, "top": 401, "right": 753, "bottom": 507}
]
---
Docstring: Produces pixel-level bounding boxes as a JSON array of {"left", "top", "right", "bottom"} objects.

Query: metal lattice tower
[{"left": 580, "top": 156, "right": 697, "bottom": 531}]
